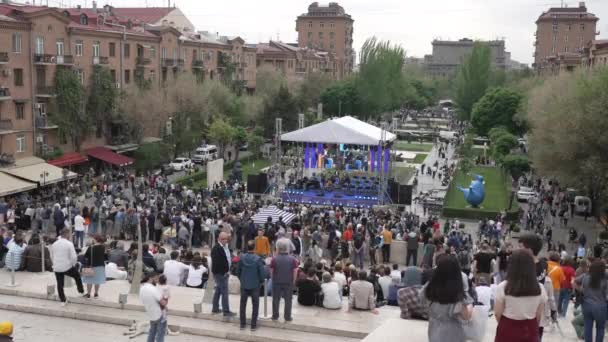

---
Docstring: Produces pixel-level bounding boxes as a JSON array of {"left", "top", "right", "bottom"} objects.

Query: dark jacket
[
  {"left": 211, "top": 243, "right": 230, "bottom": 275},
  {"left": 236, "top": 252, "right": 266, "bottom": 290},
  {"left": 108, "top": 248, "right": 129, "bottom": 268},
  {"left": 53, "top": 209, "right": 64, "bottom": 226},
  {"left": 83, "top": 244, "right": 107, "bottom": 267},
  {"left": 142, "top": 251, "right": 157, "bottom": 271},
  {"left": 0, "top": 335, "right": 13, "bottom": 341},
  {"left": 22, "top": 244, "right": 52, "bottom": 272}
]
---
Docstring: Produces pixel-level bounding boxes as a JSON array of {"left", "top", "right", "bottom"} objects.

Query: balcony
[
  {"left": 161, "top": 58, "right": 177, "bottom": 68},
  {"left": 34, "top": 54, "right": 74, "bottom": 65},
  {"left": 0, "top": 119, "right": 12, "bottom": 131},
  {"left": 0, "top": 52, "right": 8, "bottom": 64},
  {"left": 0, "top": 87, "right": 10, "bottom": 101},
  {"left": 93, "top": 56, "right": 109, "bottom": 65},
  {"left": 36, "top": 86, "right": 55, "bottom": 97},
  {"left": 192, "top": 59, "right": 204, "bottom": 69},
  {"left": 136, "top": 56, "right": 151, "bottom": 66},
  {"left": 35, "top": 116, "right": 58, "bottom": 130},
  {"left": 296, "top": 67, "right": 307, "bottom": 73}
]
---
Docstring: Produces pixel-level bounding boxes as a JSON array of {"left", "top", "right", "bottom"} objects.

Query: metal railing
[
  {"left": 36, "top": 86, "right": 55, "bottom": 96},
  {"left": 0, "top": 119, "right": 13, "bottom": 130},
  {"left": 192, "top": 59, "right": 204, "bottom": 68},
  {"left": 161, "top": 58, "right": 177, "bottom": 67},
  {"left": 33, "top": 54, "right": 74, "bottom": 64},
  {"left": 136, "top": 56, "right": 151, "bottom": 65},
  {"left": 93, "top": 56, "right": 109, "bottom": 65},
  {"left": 0, "top": 87, "right": 10, "bottom": 98}
]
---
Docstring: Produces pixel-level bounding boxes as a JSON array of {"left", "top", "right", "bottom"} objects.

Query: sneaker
[
  {"left": 94, "top": 293, "right": 99, "bottom": 299},
  {"left": 240, "top": 325, "right": 246, "bottom": 330},
  {"left": 271, "top": 317, "right": 279, "bottom": 321},
  {"left": 211, "top": 310, "right": 222, "bottom": 314},
  {"left": 60, "top": 300, "right": 68, "bottom": 307},
  {"left": 223, "top": 312, "right": 236, "bottom": 317},
  {"left": 251, "top": 326, "right": 257, "bottom": 332},
  {"left": 285, "top": 317, "right": 293, "bottom": 322}
]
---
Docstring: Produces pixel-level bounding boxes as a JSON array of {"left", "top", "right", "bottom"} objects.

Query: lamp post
[
  {"left": 40, "top": 170, "right": 49, "bottom": 187},
  {"left": 39, "top": 170, "right": 50, "bottom": 272}
]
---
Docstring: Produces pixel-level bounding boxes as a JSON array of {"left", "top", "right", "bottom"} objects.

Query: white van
[
  {"left": 192, "top": 145, "right": 218, "bottom": 164},
  {"left": 574, "top": 196, "right": 592, "bottom": 215}
]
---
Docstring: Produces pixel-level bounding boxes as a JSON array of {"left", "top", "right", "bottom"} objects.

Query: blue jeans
[
  {"left": 89, "top": 221, "right": 97, "bottom": 235},
  {"left": 583, "top": 302, "right": 607, "bottom": 342},
  {"left": 147, "top": 318, "right": 166, "bottom": 342},
  {"left": 558, "top": 288, "right": 572, "bottom": 317},
  {"left": 212, "top": 273, "right": 230, "bottom": 313},
  {"left": 74, "top": 231, "right": 84, "bottom": 249}
]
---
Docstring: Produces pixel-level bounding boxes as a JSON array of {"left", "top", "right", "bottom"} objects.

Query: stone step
[
  {"left": 0, "top": 294, "right": 361, "bottom": 342},
  {"left": 0, "top": 286, "right": 369, "bottom": 339}
]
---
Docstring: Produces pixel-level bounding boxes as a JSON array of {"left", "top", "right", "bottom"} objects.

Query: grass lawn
[
  {"left": 182, "top": 157, "right": 271, "bottom": 189},
  {"left": 413, "top": 153, "right": 427, "bottom": 164},
  {"left": 443, "top": 166, "right": 509, "bottom": 211},
  {"left": 396, "top": 141, "right": 433, "bottom": 152},
  {"left": 393, "top": 166, "right": 416, "bottom": 185}
]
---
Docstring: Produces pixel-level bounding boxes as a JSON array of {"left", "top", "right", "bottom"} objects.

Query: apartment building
[
  {"left": 295, "top": 2, "right": 354, "bottom": 80},
  {"left": 533, "top": 2, "right": 598, "bottom": 74},
  {"left": 426, "top": 38, "right": 507, "bottom": 78},
  {"left": 255, "top": 40, "right": 336, "bottom": 80},
  {"left": 0, "top": 2, "right": 257, "bottom": 164}
]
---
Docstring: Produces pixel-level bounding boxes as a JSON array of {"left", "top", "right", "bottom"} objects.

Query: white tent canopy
[
  {"left": 280, "top": 116, "right": 397, "bottom": 145},
  {"left": 252, "top": 206, "right": 296, "bottom": 225}
]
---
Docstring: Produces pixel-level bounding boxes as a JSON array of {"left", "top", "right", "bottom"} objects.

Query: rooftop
[{"left": 299, "top": 1, "right": 351, "bottom": 19}]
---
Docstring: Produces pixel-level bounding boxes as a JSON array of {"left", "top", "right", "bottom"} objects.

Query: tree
[
  {"left": 491, "top": 133, "right": 518, "bottom": 162},
  {"left": 88, "top": 65, "right": 119, "bottom": 141},
  {"left": 528, "top": 68, "right": 608, "bottom": 216},
  {"left": 207, "top": 119, "right": 235, "bottom": 158},
  {"left": 295, "top": 72, "right": 334, "bottom": 111},
  {"left": 260, "top": 85, "right": 298, "bottom": 138},
  {"left": 320, "top": 80, "right": 360, "bottom": 116},
  {"left": 502, "top": 155, "right": 531, "bottom": 180},
  {"left": 232, "top": 126, "right": 248, "bottom": 161},
  {"left": 454, "top": 42, "right": 492, "bottom": 121},
  {"left": 247, "top": 132, "right": 264, "bottom": 158},
  {"left": 52, "top": 67, "right": 87, "bottom": 152},
  {"left": 471, "top": 87, "right": 524, "bottom": 136}
]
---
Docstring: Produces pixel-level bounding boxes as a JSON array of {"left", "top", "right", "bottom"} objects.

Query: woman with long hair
[
  {"left": 186, "top": 255, "right": 207, "bottom": 289},
  {"left": 422, "top": 254, "right": 473, "bottom": 342},
  {"left": 575, "top": 259, "right": 607, "bottom": 342},
  {"left": 82, "top": 235, "right": 107, "bottom": 299},
  {"left": 494, "top": 249, "right": 547, "bottom": 342}
]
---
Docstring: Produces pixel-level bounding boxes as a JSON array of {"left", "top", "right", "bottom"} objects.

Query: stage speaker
[
  {"left": 258, "top": 173, "right": 268, "bottom": 193},
  {"left": 398, "top": 184, "right": 413, "bottom": 205},
  {"left": 247, "top": 173, "right": 268, "bottom": 194},
  {"left": 388, "top": 179, "right": 399, "bottom": 203}
]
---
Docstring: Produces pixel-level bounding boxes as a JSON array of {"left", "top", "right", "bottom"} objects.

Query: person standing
[
  {"left": 559, "top": 257, "right": 576, "bottom": 317},
  {"left": 236, "top": 241, "right": 265, "bottom": 331},
  {"left": 82, "top": 235, "right": 107, "bottom": 298},
  {"left": 494, "top": 250, "right": 547, "bottom": 342},
  {"left": 53, "top": 204, "right": 65, "bottom": 237},
  {"left": 271, "top": 239, "right": 299, "bottom": 322},
  {"left": 211, "top": 232, "right": 235, "bottom": 317},
  {"left": 406, "top": 230, "right": 419, "bottom": 266},
  {"left": 575, "top": 259, "right": 607, "bottom": 342},
  {"left": 139, "top": 274, "right": 167, "bottom": 342},
  {"left": 291, "top": 230, "right": 303, "bottom": 261},
  {"left": 381, "top": 225, "right": 392, "bottom": 264},
  {"left": 73, "top": 211, "right": 85, "bottom": 249},
  {"left": 51, "top": 228, "right": 85, "bottom": 306}
]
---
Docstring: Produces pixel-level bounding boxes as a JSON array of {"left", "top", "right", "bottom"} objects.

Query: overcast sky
[{"left": 37, "top": 0, "right": 608, "bottom": 65}]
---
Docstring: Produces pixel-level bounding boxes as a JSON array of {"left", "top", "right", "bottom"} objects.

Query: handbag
[{"left": 82, "top": 246, "right": 96, "bottom": 277}]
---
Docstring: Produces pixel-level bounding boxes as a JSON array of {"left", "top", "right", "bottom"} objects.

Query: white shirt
[
  {"left": 495, "top": 280, "right": 547, "bottom": 320},
  {"left": 378, "top": 275, "right": 392, "bottom": 299},
  {"left": 390, "top": 270, "right": 402, "bottom": 282},
  {"left": 186, "top": 265, "right": 208, "bottom": 287},
  {"left": 475, "top": 285, "right": 492, "bottom": 307},
  {"left": 51, "top": 237, "right": 77, "bottom": 272},
  {"left": 163, "top": 260, "right": 189, "bottom": 286},
  {"left": 74, "top": 215, "right": 85, "bottom": 232},
  {"left": 321, "top": 282, "right": 343, "bottom": 309},
  {"left": 139, "top": 283, "right": 163, "bottom": 321},
  {"left": 333, "top": 272, "right": 347, "bottom": 289}
]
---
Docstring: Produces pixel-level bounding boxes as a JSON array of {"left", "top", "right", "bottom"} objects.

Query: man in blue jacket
[{"left": 236, "top": 241, "right": 266, "bottom": 330}]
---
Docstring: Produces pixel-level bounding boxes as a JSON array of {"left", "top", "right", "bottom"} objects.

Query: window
[
  {"left": 76, "top": 69, "right": 84, "bottom": 84},
  {"left": 56, "top": 39, "right": 64, "bottom": 56},
  {"left": 15, "top": 103, "right": 24, "bottom": 120},
  {"left": 80, "top": 14, "right": 88, "bottom": 25},
  {"left": 565, "top": 35, "right": 569, "bottom": 43},
  {"left": 173, "top": 48, "right": 177, "bottom": 60},
  {"left": 581, "top": 23, "right": 585, "bottom": 31},
  {"left": 552, "top": 45, "right": 556, "bottom": 53},
  {"left": 93, "top": 41, "right": 100, "bottom": 57},
  {"left": 182, "top": 48, "right": 187, "bottom": 62},
  {"left": 36, "top": 37, "right": 44, "bottom": 55},
  {"left": 319, "top": 41, "right": 324, "bottom": 49},
  {"left": 14, "top": 69, "right": 23, "bottom": 86},
  {"left": 150, "top": 69, "right": 156, "bottom": 82},
  {"left": 553, "top": 35, "right": 557, "bottom": 43},
  {"left": 308, "top": 32, "right": 312, "bottom": 39},
  {"left": 124, "top": 43, "right": 130, "bottom": 57},
  {"left": 552, "top": 23, "right": 558, "bottom": 31},
  {"left": 75, "top": 40, "right": 83, "bottom": 56},
  {"left": 110, "top": 69, "right": 116, "bottom": 83},
  {"left": 148, "top": 46, "right": 155, "bottom": 59},
  {"left": 567, "top": 24, "right": 571, "bottom": 31},
  {"left": 565, "top": 46, "right": 569, "bottom": 52},
  {"left": 161, "top": 47, "right": 167, "bottom": 59},
  {"left": 330, "top": 43, "right": 335, "bottom": 50},
  {"left": 330, "top": 32, "right": 335, "bottom": 39},
  {"left": 319, "top": 32, "right": 324, "bottom": 39},
  {"left": 124, "top": 69, "right": 130, "bottom": 84},
  {"left": 16, "top": 135, "right": 26, "bottom": 153},
  {"left": 308, "top": 21, "right": 312, "bottom": 28},
  {"left": 320, "top": 22, "right": 324, "bottom": 28},
  {"left": 330, "top": 22, "right": 335, "bottom": 28},
  {"left": 109, "top": 42, "right": 115, "bottom": 57},
  {"left": 12, "top": 33, "right": 21, "bottom": 53}
]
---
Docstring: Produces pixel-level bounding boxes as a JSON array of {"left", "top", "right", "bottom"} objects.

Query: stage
[{"left": 281, "top": 189, "right": 386, "bottom": 208}]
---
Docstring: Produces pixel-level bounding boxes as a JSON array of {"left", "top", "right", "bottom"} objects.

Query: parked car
[
  {"left": 574, "top": 196, "right": 592, "bottom": 215},
  {"left": 192, "top": 145, "right": 218, "bottom": 164},
  {"left": 160, "top": 164, "right": 174, "bottom": 175},
  {"left": 239, "top": 143, "right": 248, "bottom": 151},
  {"left": 169, "top": 157, "right": 192, "bottom": 171},
  {"left": 517, "top": 186, "right": 536, "bottom": 202}
]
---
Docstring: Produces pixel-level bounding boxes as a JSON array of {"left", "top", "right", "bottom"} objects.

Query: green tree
[
  {"left": 260, "top": 85, "right": 298, "bottom": 138},
  {"left": 491, "top": 133, "right": 518, "bottom": 162},
  {"left": 247, "top": 133, "right": 264, "bottom": 158},
  {"left": 528, "top": 68, "right": 608, "bottom": 216},
  {"left": 454, "top": 42, "right": 492, "bottom": 121},
  {"left": 207, "top": 118, "right": 235, "bottom": 158},
  {"left": 88, "top": 65, "right": 118, "bottom": 141},
  {"left": 471, "top": 87, "right": 524, "bottom": 136},
  {"left": 232, "top": 126, "right": 248, "bottom": 161},
  {"left": 165, "top": 111, "right": 202, "bottom": 159},
  {"left": 295, "top": 72, "right": 334, "bottom": 111},
  {"left": 52, "top": 67, "right": 87, "bottom": 152},
  {"left": 320, "top": 80, "right": 360, "bottom": 116},
  {"left": 502, "top": 154, "right": 531, "bottom": 181}
]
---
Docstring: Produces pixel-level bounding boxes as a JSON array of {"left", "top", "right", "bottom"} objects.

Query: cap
[{"left": 0, "top": 321, "right": 13, "bottom": 336}]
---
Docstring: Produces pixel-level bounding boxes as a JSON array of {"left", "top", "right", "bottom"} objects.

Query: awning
[
  {"left": 281, "top": 116, "right": 397, "bottom": 145},
  {"left": 105, "top": 143, "right": 139, "bottom": 153},
  {"left": 1, "top": 162, "right": 78, "bottom": 185},
  {"left": 86, "top": 146, "right": 134, "bottom": 167},
  {"left": 0, "top": 172, "right": 37, "bottom": 197},
  {"left": 47, "top": 152, "right": 88, "bottom": 167}
]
